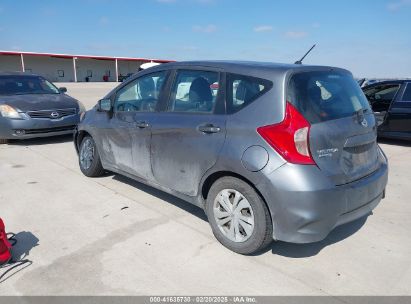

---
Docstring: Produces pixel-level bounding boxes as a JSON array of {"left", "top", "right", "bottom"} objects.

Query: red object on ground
[{"left": 0, "top": 218, "right": 12, "bottom": 265}]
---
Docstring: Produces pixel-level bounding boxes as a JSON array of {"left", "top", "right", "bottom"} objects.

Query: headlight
[{"left": 0, "top": 105, "right": 25, "bottom": 119}]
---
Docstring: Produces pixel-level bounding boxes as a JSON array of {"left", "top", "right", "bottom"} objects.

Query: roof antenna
[{"left": 294, "top": 44, "right": 316, "bottom": 65}]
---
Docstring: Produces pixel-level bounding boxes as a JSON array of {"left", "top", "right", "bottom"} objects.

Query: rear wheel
[
  {"left": 205, "top": 177, "right": 273, "bottom": 255},
  {"left": 79, "top": 136, "right": 104, "bottom": 177}
]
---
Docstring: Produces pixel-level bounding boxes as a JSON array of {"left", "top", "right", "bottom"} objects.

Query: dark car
[
  {"left": 0, "top": 72, "right": 85, "bottom": 144},
  {"left": 74, "top": 61, "right": 388, "bottom": 254},
  {"left": 357, "top": 78, "right": 382, "bottom": 88},
  {"left": 118, "top": 73, "right": 134, "bottom": 82},
  {"left": 363, "top": 80, "right": 411, "bottom": 140}
]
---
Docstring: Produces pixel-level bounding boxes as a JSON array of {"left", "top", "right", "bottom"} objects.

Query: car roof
[
  {"left": 161, "top": 60, "right": 345, "bottom": 71},
  {"left": 144, "top": 60, "right": 351, "bottom": 81},
  {"left": 362, "top": 79, "right": 409, "bottom": 89},
  {"left": 0, "top": 71, "right": 41, "bottom": 77}
]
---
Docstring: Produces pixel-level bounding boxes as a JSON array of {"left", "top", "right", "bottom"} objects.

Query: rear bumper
[
  {"left": 258, "top": 155, "right": 388, "bottom": 244},
  {"left": 0, "top": 115, "right": 79, "bottom": 139}
]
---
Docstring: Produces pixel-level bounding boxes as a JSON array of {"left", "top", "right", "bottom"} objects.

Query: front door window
[{"left": 114, "top": 71, "right": 167, "bottom": 112}]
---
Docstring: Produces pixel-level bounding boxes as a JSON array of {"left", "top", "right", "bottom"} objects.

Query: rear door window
[
  {"left": 168, "top": 70, "right": 219, "bottom": 113},
  {"left": 226, "top": 73, "right": 272, "bottom": 114},
  {"left": 364, "top": 83, "right": 400, "bottom": 111},
  {"left": 288, "top": 71, "right": 371, "bottom": 123}
]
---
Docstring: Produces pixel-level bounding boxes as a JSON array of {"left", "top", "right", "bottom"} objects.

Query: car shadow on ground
[
  {"left": 112, "top": 174, "right": 208, "bottom": 222},
  {"left": 112, "top": 173, "right": 370, "bottom": 257},
  {"left": 378, "top": 138, "right": 411, "bottom": 147},
  {"left": 268, "top": 216, "right": 368, "bottom": 258},
  {"left": 6, "top": 134, "right": 73, "bottom": 146}
]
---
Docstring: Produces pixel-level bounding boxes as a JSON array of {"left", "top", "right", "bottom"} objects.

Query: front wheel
[
  {"left": 205, "top": 177, "right": 273, "bottom": 255},
  {"left": 79, "top": 136, "right": 104, "bottom": 177}
]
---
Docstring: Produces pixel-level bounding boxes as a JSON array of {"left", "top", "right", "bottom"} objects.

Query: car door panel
[
  {"left": 385, "top": 83, "right": 411, "bottom": 136},
  {"left": 128, "top": 112, "right": 157, "bottom": 180},
  {"left": 101, "top": 70, "right": 169, "bottom": 179},
  {"left": 374, "top": 111, "right": 387, "bottom": 127},
  {"left": 106, "top": 112, "right": 134, "bottom": 172},
  {"left": 364, "top": 83, "right": 401, "bottom": 131},
  {"left": 151, "top": 113, "right": 226, "bottom": 196},
  {"left": 150, "top": 68, "right": 227, "bottom": 196},
  {"left": 86, "top": 110, "right": 117, "bottom": 168},
  {"left": 387, "top": 103, "right": 411, "bottom": 135}
]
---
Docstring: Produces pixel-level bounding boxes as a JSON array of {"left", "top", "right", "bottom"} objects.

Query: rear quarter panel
[{"left": 205, "top": 69, "right": 287, "bottom": 193}]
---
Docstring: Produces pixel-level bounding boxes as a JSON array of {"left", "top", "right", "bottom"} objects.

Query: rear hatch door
[{"left": 288, "top": 70, "right": 380, "bottom": 185}]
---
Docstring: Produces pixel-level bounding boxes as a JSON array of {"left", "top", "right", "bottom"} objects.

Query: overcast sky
[{"left": 0, "top": 0, "right": 410, "bottom": 78}]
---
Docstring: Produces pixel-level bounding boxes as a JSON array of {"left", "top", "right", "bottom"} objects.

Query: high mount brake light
[{"left": 257, "top": 102, "right": 316, "bottom": 165}]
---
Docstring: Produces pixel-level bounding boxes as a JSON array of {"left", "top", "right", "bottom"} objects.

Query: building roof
[{"left": 0, "top": 50, "right": 173, "bottom": 63}]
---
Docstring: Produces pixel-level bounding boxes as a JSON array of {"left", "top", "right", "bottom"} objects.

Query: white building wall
[
  {"left": 76, "top": 58, "right": 116, "bottom": 82},
  {"left": 23, "top": 55, "right": 74, "bottom": 82},
  {"left": 118, "top": 60, "right": 143, "bottom": 76},
  {"left": 0, "top": 55, "right": 22, "bottom": 72},
  {"left": 1, "top": 54, "right": 159, "bottom": 82}
]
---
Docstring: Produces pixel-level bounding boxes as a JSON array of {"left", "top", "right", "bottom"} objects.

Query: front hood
[{"left": 0, "top": 94, "right": 79, "bottom": 112}]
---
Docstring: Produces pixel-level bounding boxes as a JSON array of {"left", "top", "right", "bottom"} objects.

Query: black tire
[
  {"left": 79, "top": 135, "right": 104, "bottom": 177},
  {"left": 205, "top": 177, "right": 273, "bottom": 255}
]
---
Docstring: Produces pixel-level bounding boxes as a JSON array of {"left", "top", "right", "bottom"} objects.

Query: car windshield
[
  {"left": 288, "top": 71, "right": 372, "bottom": 123},
  {"left": 0, "top": 75, "right": 60, "bottom": 95}
]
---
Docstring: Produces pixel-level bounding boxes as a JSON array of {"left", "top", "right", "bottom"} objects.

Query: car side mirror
[
  {"left": 98, "top": 98, "right": 112, "bottom": 112},
  {"left": 59, "top": 87, "right": 67, "bottom": 93}
]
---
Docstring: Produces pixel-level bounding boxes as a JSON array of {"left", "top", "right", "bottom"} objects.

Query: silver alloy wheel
[
  {"left": 213, "top": 189, "right": 255, "bottom": 242},
  {"left": 80, "top": 138, "right": 94, "bottom": 170}
]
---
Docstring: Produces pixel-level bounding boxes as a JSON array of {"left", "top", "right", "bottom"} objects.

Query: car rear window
[
  {"left": 226, "top": 73, "right": 273, "bottom": 114},
  {"left": 287, "top": 71, "right": 371, "bottom": 123}
]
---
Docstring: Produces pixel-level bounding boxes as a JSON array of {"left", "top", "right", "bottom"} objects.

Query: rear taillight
[{"left": 257, "top": 101, "right": 316, "bottom": 165}]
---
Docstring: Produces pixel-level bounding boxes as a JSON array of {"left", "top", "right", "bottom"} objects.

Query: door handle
[
  {"left": 198, "top": 124, "right": 221, "bottom": 134},
  {"left": 135, "top": 121, "right": 150, "bottom": 128}
]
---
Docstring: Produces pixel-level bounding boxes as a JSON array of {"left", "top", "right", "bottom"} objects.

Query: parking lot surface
[{"left": 0, "top": 83, "right": 410, "bottom": 295}]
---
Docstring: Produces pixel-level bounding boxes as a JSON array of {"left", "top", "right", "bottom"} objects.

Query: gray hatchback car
[{"left": 75, "top": 61, "right": 388, "bottom": 254}]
